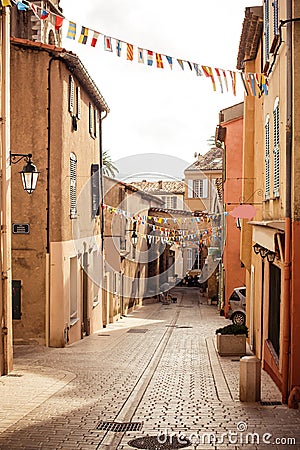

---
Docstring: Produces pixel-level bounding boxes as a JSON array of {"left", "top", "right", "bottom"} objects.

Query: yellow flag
[{"left": 1, "top": 0, "right": 12, "bottom": 6}]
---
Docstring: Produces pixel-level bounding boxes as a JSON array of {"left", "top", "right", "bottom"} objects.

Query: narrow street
[{"left": 0, "top": 288, "right": 299, "bottom": 450}]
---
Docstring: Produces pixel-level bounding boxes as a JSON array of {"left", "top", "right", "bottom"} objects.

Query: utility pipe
[{"left": 282, "top": 0, "right": 293, "bottom": 405}]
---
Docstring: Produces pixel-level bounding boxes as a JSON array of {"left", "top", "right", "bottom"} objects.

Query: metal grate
[
  {"left": 96, "top": 421, "right": 143, "bottom": 432},
  {"left": 128, "top": 435, "right": 190, "bottom": 449},
  {"left": 127, "top": 329, "right": 148, "bottom": 333},
  {"left": 260, "top": 401, "right": 282, "bottom": 406}
]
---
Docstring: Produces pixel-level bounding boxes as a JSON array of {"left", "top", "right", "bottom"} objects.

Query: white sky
[{"left": 60, "top": 0, "right": 261, "bottom": 167}]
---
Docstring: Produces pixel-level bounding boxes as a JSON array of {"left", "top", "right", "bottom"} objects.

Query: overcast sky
[{"left": 60, "top": 0, "right": 261, "bottom": 169}]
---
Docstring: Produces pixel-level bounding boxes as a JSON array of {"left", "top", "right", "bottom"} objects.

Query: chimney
[{"left": 158, "top": 180, "right": 163, "bottom": 189}]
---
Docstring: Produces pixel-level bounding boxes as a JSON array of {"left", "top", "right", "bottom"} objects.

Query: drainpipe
[
  {"left": 282, "top": 0, "right": 292, "bottom": 405},
  {"left": 0, "top": 5, "right": 13, "bottom": 374}
]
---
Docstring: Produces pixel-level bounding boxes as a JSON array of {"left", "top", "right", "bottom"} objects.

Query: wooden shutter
[
  {"left": 265, "top": 116, "right": 270, "bottom": 199},
  {"left": 76, "top": 86, "right": 81, "bottom": 119},
  {"left": 89, "top": 103, "right": 93, "bottom": 134},
  {"left": 91, "top": 164, "right": 100, "bottom": 218},
  {"left": 264, "top": 0, "right": 270, "bottom": 63},
  {"left": 70, "top": 153, "right": 77, "bottom": 218},
  {"left": 69, "top": 75, "right": 75, "bottom": 113},
  {"left": 273, "top": 0, "right": 279, "bottom": 35},
  {"left": 202, "top": 178, "right": 208, "bottom": 198},
  {"left": 187, "top": 179, "right": 193, "bottom": 198},
  {"left": 273, "top": 99, "right": 280, "bottom": 197},
  {"left": 94, "top": 109, "right": 98, "bottom": 137},
  {"left": 12, "top": 280, "right": 21, "bottom": 320}
]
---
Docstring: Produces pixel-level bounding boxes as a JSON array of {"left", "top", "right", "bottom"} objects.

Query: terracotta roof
[
  {"left": 236, "top": 6, "right": 263, "bottom": 70},
  {"left": 10, "top": 37, "right": 110, "bottom": 113},
  {"left": 130, "top": 180, "right": 185, "bottom": 195},
  {"left": 185, "top": 147, "right": 223, "bottom": 172}
]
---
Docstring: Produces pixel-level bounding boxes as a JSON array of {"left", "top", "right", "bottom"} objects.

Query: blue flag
[{"left": 17, "top": 1, "right": 28, "bottom": 10}]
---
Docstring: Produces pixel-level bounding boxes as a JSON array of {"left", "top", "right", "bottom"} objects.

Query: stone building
[{"left": 10, "top": 37, "right": 109, "bottom": 346}]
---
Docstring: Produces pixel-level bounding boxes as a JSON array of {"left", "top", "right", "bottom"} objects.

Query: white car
[{"left": 227, "top": 287, "right": 246, "bottom": 325}]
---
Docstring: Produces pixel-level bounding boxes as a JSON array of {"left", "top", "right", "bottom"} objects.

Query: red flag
[
  {"left": 55, "top": 16, "right": 64, "bottom": 30},
  {"left": 156, "top": 53, "right": 164, "bottom": 69},
  {"left": 127, "top": 43, "right": 133, "bottom": 60}
]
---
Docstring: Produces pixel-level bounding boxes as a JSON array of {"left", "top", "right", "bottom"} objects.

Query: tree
[{"left": 102, "top": 150, "right": 119, "bottom": 178}]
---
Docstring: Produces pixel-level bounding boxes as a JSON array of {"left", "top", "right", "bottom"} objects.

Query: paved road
[{"left": 0, "top": 288, "right": 299, "bottom": 450}]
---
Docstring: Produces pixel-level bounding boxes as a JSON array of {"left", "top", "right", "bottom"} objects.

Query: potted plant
[{"left": 215, "top": 324, "right": 248, "bottom": 356}]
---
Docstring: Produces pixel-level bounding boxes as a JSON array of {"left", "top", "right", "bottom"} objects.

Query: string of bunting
[
  {"left": 7, "top": 0, "right": 269, "bottom": 96},
  {"left": 136, "top": 226, "right": 222, "bottom": 246}
]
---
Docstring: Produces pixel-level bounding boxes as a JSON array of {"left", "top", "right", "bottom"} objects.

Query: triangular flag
[
  {"left": 240, "top": 73, "right": 249, "bottom": 96},
  {"left": 214, "top": 68, "right": 224, "bottom": 93},
  {"left": 249, "top": 73, "right": 257, "bottom": 96},
  {"left": 116, "top": 40, "right": 122, "bottom": 57},
  {"left": 55, "top": 16, "right": 64, "bottom": 31},
  {"left": 30, "top": 2, "right": 40, "bottom": 19},
  {"left": 165, "top": 56, "right": 173, "bottom": 69},
  {"left": 127, "top": 43, "right": 133, "bottom": 61},
  {"left": 229, "top": 71, "right": 237, "bottom": 96},
  {"left": 177, "top": 59, "right": 184, "bottom": 70},
  {"left": 222, "top": 70, "right": 229, "bottom": 91},
  {"left": 66, "top": 21, "right": 76, "bottom": 40},
  {"left": 245, "top": 73, "right": 254, "bottom": 96},
  {"left": 104, "top": 36, "right": 113, "bottom": 52},
  {"left": 138, "top": 48, "right": 144, "bottom": 63},
  {"left": 40, "top": 9, "right": 49, "bottom": 20},
  {"left": 156, "top": 53, "right": 164, "bottom": 69},
  {"left": 147, "top": 50, "right": 153, "bottom": 66},
  {"left": 91, "top": 31, "right": 99, "bottom": 47},
  {"left": 187, "top": 61, "right": 193, "bottom": 71},
  {"left": 78, "top": 26, "right": 89, "bottom": 44},
  {"left": 16, "top": 1, "right": 28, "bottom": 10},
  {"left": 193, "top": 63, "right": 203, "bottom": 76}
]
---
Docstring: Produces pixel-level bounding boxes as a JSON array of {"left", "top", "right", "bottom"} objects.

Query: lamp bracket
[{"left": 10, "top": 152, "right": 33, "bottom": 165}]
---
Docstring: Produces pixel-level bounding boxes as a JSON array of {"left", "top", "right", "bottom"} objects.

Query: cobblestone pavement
[{"left": 0, "top": 288, "right": 299, "bottom": 450}]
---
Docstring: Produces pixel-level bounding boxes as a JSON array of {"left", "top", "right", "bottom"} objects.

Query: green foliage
[
  {"left": 215, "top": 324, "right": 248, "bottom": 337},
  {"left": 102, "top": 150, "right": 119, "bottom": 178}
]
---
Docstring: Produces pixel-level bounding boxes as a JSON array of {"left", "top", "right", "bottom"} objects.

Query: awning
[{"left": 250, "top": 221, "right": 284, "bottom": 252}]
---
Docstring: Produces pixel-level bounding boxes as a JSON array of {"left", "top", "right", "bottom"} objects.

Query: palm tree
[{"left": 102, "top": 150, "right": 119, "bottom": 178}]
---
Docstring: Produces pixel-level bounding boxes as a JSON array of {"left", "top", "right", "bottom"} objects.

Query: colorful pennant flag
[
  {"left": 156, "top": 53, "right": 164, "bottom": 69},
  {"left": 214, "top": 68, "right": 223, "bottom": 93},
  {"left": 116, "top": 40, "right": 122, "bottom": 57},
  {"left": 16, "top": 1, "right": 28, "bottom": 10},
  {"left": 78, "top": 26, "right": 89, "bottom": 44},
  {"left": 249, "top": 73, "right": 257, "bottom": 96},
  {"left": 138, "top": 48, "right": 144, "bottom": 63},
  {"left": 147, "top": 50, "right": 153, "bottom": 66},
  {"left": 193, "top": 63, "right": 202, "bottom": 76},
  {"left": 222, "top": 70, "right": 228, "bottom": 91},
  {"left": 230, "top": 70, "right": 236, "bottom": 96},
  {"left": 127, "top": 43, "right": 133, "bottom": 61},
  {"left": 104, "top": 36, "right": 112, "bottom": 52},
  {"left": 40, "top": 9, "right": 49, "bottom": 20},
  {"left": 91, "top": 31, "right": 99, "bottom": 47},
  {"left": 55, "top": 15, "right": 64, "bottom": 30},
  {"left": 202, "top": 66, "right": 216, "bottom": 91},
  {"left": 187, "top": 61, "right": 193, "bottom": 71},
  {"left": 240, "top": 73, "right": 249, "bottom": 96},
  {"left": 177, "top": 59, "right": 184, "bottom": 70},
  {"left": 30, "top": 2, "right": 40, "bottom": 19},
  {"left": 67, "top": 21, "right": 76, "bottom": 40},
  {"left": 261, "top": 74, "right": 268, "bottom": 95},
  {"left": 166, "top": 56, "right": 173, "bottom": 69},
  {"left": 1, "top": 0, "right": 11, "bottom": 6}
]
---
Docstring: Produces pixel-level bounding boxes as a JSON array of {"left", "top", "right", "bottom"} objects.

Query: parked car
[{"left": 227, "top": 287, "right": 246, "bottom": 325}]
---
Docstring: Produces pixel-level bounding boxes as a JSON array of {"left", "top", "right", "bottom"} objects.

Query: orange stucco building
[{"left": 217, "top": 103, "right": 246, "bottom": 314}]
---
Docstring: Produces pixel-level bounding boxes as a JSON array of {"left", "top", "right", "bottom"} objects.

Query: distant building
[{"left": 131, "top": 180, "right": 185, "bottom": 210}]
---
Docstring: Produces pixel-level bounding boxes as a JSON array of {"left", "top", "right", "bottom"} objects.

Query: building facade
[
  {"left": 216, "top": 103, "right": 246, "bottom": 314},
  {"left": 10, "top": 38, "right": 109, "bottom": 347},
  {"left": 237, "top": 2, "right": 300, "bottom": 404}
]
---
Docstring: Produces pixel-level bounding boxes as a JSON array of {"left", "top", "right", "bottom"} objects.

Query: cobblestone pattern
[{"left": 0, "top": 288, "right": 299, "bottom": 450}]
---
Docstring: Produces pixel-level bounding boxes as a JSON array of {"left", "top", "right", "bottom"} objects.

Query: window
[
  {"left": 273, "top": 98, "right": 280, "bottom": 197},
  {"left": 12, "top": 280, "right": 21, "bottom": 320},
  {"left": 165, "top": 196, "right": 177, "bottom": 209},
  {"left": 193, "top": 179, "right": 208, "bottom": 198},
  {"left": 70, "top": 153, "right": 77, "bottom": 218},
  {"left": 69, "top": 75, "right": 75, "bottom": 114},
  {"left": 91, "top": 164, "right": 100, "bottom": 218},
  {"left": 70, "top": 257, "right": 78, "bottom": 324},
  {"left": 265, "top": 115, "right": 270, "bottom": 199},
  {"left": 89, "top": 103, "right": 98, "bottom": 138},
  {"left": 264, "top": 0, "right": 270, "bottom": 66}
]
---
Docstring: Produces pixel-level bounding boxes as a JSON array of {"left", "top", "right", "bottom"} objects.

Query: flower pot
[{"left": 216, "top": 333, "right": 246, "bottom": 356}]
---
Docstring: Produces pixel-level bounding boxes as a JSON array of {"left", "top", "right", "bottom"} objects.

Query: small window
[
  {"left": 70, "top": 153, "right": 77, "bottom": 218},
  {"left": 12, "top": 280, "right": 21, "bottom": 320},
  {"left": 91, "top": 164, "right": 100, "bottom": 218},
  {"left": 193, "top": 179, "right": 208, "bottom": 198},
  {"left": 69, "top": 75, "right": 75, "bottom": 114},
  {"left": 265, "top": 114, "right": 270, "bottom": 199},
  {"left": 273, "top": 98, "right": 280, "bottom": 197}
]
